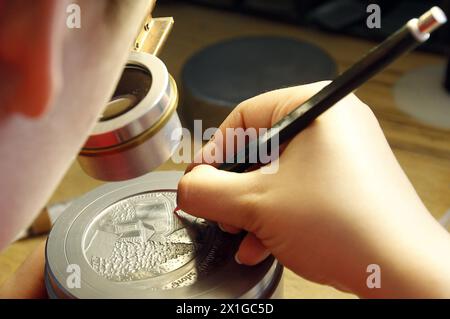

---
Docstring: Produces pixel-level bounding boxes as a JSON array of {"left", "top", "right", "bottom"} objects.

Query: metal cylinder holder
[
  {"left": 78, "top": 52, "right": 182, "bottom": 181},
  {"left": 45, "top": 171, "right": 283, "bottom": 299}
]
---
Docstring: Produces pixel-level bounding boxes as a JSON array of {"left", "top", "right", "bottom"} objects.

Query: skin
[
  {"left": 178, "top": 82, "right": 450, "bottom": 298},
  {"left": 0, "top": 0, "right": 153, "bottom": 297},
  {"left": 1, "top": 1, "right": 449, "bottom": 299}
]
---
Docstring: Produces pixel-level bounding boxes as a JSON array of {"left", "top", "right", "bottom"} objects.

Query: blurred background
[
  {"left": 169, "top": 0, "right": 450, "bottom": 53},
  {"left": 0, "top": 0, "right": 449, "bottom": 299},
  {"left": 156, "top": 1, "right": 450, "bottom": 298}
]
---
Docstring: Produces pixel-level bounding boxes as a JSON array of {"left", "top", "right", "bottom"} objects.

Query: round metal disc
[
  {"left": 181, "top": 36, "right": 337, "bottom": 129},
  {"left": 46, "top": 171, "right": 281, "bottom": 298}
]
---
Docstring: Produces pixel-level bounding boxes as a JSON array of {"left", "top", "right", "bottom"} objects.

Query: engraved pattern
[
  {"left": 109, "top": 201, "right": 136, "bottom": 225},
  {"left": 90, "top": 240, "right": 195, "bottom": 281},
  {"left": 84, "top": 192, "right": 209, "bottom": 283}
]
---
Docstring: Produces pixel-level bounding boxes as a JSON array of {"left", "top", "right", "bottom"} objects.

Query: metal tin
[
  {"left": 78, "top": 53, "right": 182, "bottom": 181},
  {"left": 45, "top": 171, "right": 283, "bottom": 299},
  {"left": 181, "top": 36, "right": 337, "bottom": 130}
]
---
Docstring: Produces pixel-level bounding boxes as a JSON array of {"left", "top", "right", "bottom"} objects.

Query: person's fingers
[
  {"left": 235, "top": 233, "right": 271, "bottom": 266},
  {"left": 0, "top": 240, "right": 47, "bottom": 299},
  {"left": 221, "top": 81, "right": 331, "bottom": 129},
  {"left": 186, "top": 81, "right": 331, "bottom": 173},
  {"left": 217, "top": 222, "right": 241, "bottom": 234},
  {"left": 177, "top": 165, "right": 262, "bottom": 231}
]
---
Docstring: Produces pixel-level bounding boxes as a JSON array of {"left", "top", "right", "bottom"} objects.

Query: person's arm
[{"left": 177, "top": 82, "right": 450, "bottom": 298}]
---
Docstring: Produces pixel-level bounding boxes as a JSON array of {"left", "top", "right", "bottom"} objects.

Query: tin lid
[
  {"left": 181, "top": 36, "right": 337, "bottom": 129},
  {"left": 45, "top": 171, "right": 282, "bottom": 299}
]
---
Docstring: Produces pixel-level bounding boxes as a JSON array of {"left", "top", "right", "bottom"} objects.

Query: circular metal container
[
  {"left": 181, "top": 36, "right": 337, "bottom": 130},
  {"left": 45, "top": 171, "right": 283, "bottom": 299},
  {"left": 78, "top": 52, "right": 182, "bottom": 181}
]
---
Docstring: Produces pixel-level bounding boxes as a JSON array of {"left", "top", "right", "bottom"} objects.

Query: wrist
[{"left": 352, "top": 208, "right": 450, "bottom": 298}]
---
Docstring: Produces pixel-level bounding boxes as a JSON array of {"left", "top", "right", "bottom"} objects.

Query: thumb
[{"left": 177, "top": 165, "right": 261, "bottom": 231}]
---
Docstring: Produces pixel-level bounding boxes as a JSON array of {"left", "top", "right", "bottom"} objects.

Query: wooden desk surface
[{"left": 1, "top": 3, "right": 448, "bottom": 299}]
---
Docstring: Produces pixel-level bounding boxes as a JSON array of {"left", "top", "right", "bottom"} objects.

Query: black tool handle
[{"left": 218, "top": 25, "right": 421, "bottom": 173}]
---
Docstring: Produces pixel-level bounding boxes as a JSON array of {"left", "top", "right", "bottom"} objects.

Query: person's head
[
  {"left": 0, "top": 0, "right": 155, "bottom": 249},
  {"left": 0, "top": 0, "right": 153, "bottom": 117}
]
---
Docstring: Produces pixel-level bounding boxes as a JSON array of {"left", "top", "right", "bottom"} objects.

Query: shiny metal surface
[
  {"left": 83, "top": 53, "right": 174, "bottom": 148},
  {"left": 78, "top": 53, "right": 182, "bottom": 181},
  {"left": 46, "top": 171, "right": 282, "bottom": 299},
  {"left": 85, "top": 191, "right": 206, "bottom": 283},
  {"left": 78, "top": 110, "right": 181, "bottom": 181}
]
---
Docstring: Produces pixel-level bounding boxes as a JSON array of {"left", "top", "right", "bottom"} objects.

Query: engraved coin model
[{"left": 45, "top": 171, "right": 283, "bottom": 298}]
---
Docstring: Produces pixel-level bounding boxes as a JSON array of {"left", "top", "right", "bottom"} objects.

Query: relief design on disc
[{"left": 83, "top": 191, "right": 212, "bottom": 283}]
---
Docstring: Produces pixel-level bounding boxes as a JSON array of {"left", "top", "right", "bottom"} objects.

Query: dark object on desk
[
  {"left": 216, "top": 7, "right": 446, "bottom": 172},
  {"left": 181, "top": 36, "right": 337, "bottom": 130},
  {"left": 346, "top": 1, "right": 448, "bottom": 53},
  {"left": 243, "top": 0, "right": 301, "bottom": 20},
  {"left": 45, "top": 172, "right": 283, "bottom": 298},
  {"left": 182, "top": 0, "right": 449, "bottom": 55},
  {"left": 445, "top": 56, "right": 450, "bottom": 92},
  {"left": 185, "top": 0, "right": 239, "bottom": 7},
  {"left": 306, "top": 0, "right": 367, "bottom": 31}
]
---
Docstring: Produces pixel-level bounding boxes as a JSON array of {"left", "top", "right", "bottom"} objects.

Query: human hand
[
  {"left": 177, "top": 82, "right": 450, "bottom": 298},
  {"left": 0, "top": 241, "right": 47, "bottom": 299}
]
